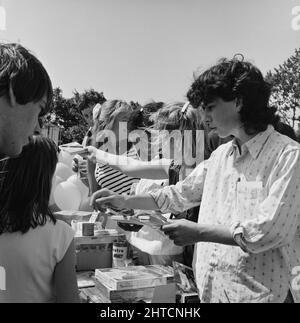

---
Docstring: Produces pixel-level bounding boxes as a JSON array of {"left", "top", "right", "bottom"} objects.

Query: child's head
[
  {"left": 92, "top": 99, "right": 143, "bottom": 152},
  {"left": 76, "top": 90, "right": 106, "bottom": 127},
  {"left": 0, "top": 43, "right": 53, "bottom": 157},
  {"left": 0, "top": 43, "right": 53, "bottom": 113},
  {"left": 153, "top": 101, "right": 202, "bottom": 131},
  {"left": 141, "top": 101, "right": 164, "bottom": 128},
  {"left": 187, "top": 55, "right": 279, "bottom": 135},
  {"left": 0, "top": 135, "right": 58, "bottom": 234},
  {"left": 150, "top": 101, "right": 203, "bottom": 166}
]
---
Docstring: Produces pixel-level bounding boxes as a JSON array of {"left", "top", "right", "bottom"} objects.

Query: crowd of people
[{"left": 0, "top": 42, "right": 300, "bottom": 303}]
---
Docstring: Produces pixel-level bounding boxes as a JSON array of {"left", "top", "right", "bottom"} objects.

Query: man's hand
[
  {"left": 161, "top": 219, "right": 201, "bottom": 246},
  {"left": 90, "top": 189, "right": 126, "bottom": 211}
]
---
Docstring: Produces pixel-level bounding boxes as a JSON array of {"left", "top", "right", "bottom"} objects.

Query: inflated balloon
[
  {"left": 67, "top": 174, "right": 89, "bottom": 199},
  {"left": 54, "top": 162, "right": 73, "bottom": 181},
  {"left": 58, "top": 150, "right": 73, "bottom": 168},
  {"left": 49, "top": 175, "right": 63, "bottom": 206},
  {"left": 53, "top": 181, "right": 82, "bottom": 211}
]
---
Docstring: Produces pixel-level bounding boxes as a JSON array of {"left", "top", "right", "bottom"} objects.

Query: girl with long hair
[{"left": 0, "top": 135, "right": 79, "bottom": 303}]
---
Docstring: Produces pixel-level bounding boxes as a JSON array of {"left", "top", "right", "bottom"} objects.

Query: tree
[
  {"left": 266, "top": 48, "right": 300, "bottom": 128},
  {"left": 73, "top": 89, "right": 106, "bottom": 113},
  {"left": 42, "top": 88, "right": 106, "bottom": 144}
]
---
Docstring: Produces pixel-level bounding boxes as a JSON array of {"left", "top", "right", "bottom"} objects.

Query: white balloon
[
  {"left": 49, "top": 175, "right": 63, "bottom": 206},
  {"left": 58, "top": 150, "right": 73, "bottom": 168},
  {"left": 67, "top": 174, "right": 89, "bottom": 199},
  {"left": 53, "top": 181, "right": 82, "bottom": 211},
  {"left": 54, "top": 162, "right": 73, "bottom": 181}
]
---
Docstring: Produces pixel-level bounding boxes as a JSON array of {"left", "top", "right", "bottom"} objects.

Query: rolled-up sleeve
[
  {"left": 149, "top": 160, "right": 208, "bottom": 214},
  {"left": 231, "top": 148, "right": 300, "bottom": 254}
]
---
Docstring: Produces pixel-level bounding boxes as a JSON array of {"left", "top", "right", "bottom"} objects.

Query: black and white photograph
[{"left": 0, "top": 0, "right": 300, "bottom": 309}]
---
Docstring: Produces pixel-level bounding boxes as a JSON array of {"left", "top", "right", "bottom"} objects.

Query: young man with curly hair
[{"left": 91, "top": 57, "right": 300, "bottom": 303}]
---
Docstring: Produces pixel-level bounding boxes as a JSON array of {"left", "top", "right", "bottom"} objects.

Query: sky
[{"left": 0, "top": 0, "right": 299, "bottom": 104}]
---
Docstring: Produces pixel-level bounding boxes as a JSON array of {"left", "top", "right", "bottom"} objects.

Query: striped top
[{"left": 94, "top": 146, "right": 140, "bottom": 195}]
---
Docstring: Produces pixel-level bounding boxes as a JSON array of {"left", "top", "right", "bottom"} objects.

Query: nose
[{"left": 203, "top": 110, "right": 212, "bottom": 127}]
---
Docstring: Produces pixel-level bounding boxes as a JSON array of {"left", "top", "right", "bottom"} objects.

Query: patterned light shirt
[{"left": 150, "top": 125, "right": 300, "bottom": 303}]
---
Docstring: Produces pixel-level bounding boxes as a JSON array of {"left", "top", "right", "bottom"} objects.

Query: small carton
[{"left": 74, "top": 229, "right": 126, "bottom": 271}]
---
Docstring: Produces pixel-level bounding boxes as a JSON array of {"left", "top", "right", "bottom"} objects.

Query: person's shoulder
[
  {"left": 40, "top": 219, "right": 74, "bottom": 236},
  {"left": 274, "top": 122, "right": 297, "bottom": 141},
  {"left": 271, "top": 130, "right": 300, "bottom": 152}
]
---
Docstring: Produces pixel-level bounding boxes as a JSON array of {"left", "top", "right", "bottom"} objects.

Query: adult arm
[
  {"left": 86, "top": 146, "right": 170, "bottom": 179},
  {"left": 90, "top": 160, "right": 208, "bottom": 213},
  {"left": 163, "top": 147, "right": 300, "bottom": 250},
  {"left": 162, "top": 219, "right": 237, "bottom": 246},
  {"left": 231, "top": 147, "right": 300, "bottom": 254},
  {"left": 90, "top": 189, "right": 159, "bottom": 211}
]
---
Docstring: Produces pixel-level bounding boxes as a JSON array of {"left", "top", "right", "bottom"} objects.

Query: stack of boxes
[
  {"left": 93, "top": 265, "right": 175, "bottom": 303},
  {"left": 54, "top": 210, "right": 126, "bottom": 271}
]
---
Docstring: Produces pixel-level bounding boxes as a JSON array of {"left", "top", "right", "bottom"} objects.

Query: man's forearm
[
  {"left": 123, "top": 194, "right": 159, "bottom": 211},
  {"left": 199, "top": 224, "right": 238, "bottom": 246},
  {"left": 198, "top": 224, "right": 238, "bottom": 246},
  {"left": 162, "top": 221, "right": 239, "bottom": 247}
]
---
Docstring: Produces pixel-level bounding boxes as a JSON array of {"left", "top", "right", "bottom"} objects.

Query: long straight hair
[{"left": 0, "top": 136, "right": 58, "bottom": 234}]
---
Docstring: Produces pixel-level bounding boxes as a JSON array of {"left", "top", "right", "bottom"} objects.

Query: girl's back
[
  {"left": 0, "top": 219, "right": 73, "bottom": 303},
  {"left": 0, "top": 136, "right": 78, "bottom": 303}
]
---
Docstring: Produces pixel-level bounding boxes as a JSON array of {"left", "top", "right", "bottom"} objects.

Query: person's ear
[
  {"left": 235, "top": 98, "right": 242, "bottom": 112},
  {"left": 8, "top": 82, "right": 17, "bottom": 107}
]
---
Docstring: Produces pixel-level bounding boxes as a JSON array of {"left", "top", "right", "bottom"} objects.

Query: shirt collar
[{"left": 231, "top": 125, "right": 275, "bottom": 159}]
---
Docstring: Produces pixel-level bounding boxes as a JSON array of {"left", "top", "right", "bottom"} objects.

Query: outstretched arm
[
  {"left": 90, "top": 188, "right": 159, "bottom": 211},
  {"left": 86, "top": 146, "right": 170, "bottom": 179},
  {"left": 162, "top": 219, "right": 237, "bottom": 246}
]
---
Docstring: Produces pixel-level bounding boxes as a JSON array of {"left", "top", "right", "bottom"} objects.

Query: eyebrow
[{"left": 204, "top": 102, "right": 215, "bottom": 109}]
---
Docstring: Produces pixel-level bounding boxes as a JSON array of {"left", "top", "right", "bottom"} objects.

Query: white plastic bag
[{"left": 126, "top": 178, "right": 183, "bottom": 256}]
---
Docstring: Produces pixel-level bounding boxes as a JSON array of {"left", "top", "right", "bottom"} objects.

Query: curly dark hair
[
  {"left": 187, "top": 56, "right": 280, "bottom": 134},
  {"left": 0, "top": 136, "right": 58, "bottom": 234}
]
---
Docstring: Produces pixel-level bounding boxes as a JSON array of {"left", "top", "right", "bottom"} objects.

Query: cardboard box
[
  {"left": 76, "top": 243, "right": 113, "bottom": 271},
  {"left": 75, "top": 230, "right": 126, "bottom": 271}
]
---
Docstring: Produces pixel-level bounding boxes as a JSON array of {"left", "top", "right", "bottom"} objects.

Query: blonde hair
[
  {"left": 152, "top": 101, "right": 202, "bottom": 131},
  {"left": 149, "top": 101, "right": 203, "bottom": 161},
  {"left": 92, "top": 99, "right": 140, "bottom": 148}
]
